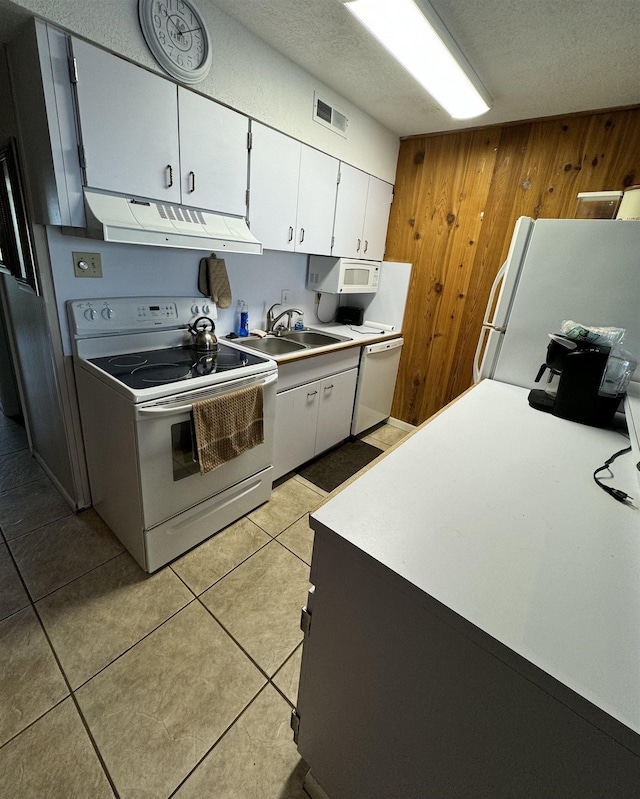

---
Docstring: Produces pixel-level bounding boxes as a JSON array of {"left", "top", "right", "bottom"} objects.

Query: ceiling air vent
[{"left": 313, "top": 92, "right": 349, "bottom": 138}]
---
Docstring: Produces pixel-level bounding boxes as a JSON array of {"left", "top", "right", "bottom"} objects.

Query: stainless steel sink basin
[
  {"left": 282, "top": 329, "right": 350, "bottom": 346},
  {"left": 238, "top": 337, "right": 306, "bottom": 355},
  {"left": 236, "top": 327, "right": 351, "bottom": 358}
]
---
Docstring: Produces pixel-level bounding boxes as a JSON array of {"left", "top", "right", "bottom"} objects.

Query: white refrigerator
[{"left": 474, "top": 218, "right": 640, "bottom": 390}]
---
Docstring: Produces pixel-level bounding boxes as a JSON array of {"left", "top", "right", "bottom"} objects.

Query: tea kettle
[{"left": 189, "top": 317, "right": 218, "bottom": 352}]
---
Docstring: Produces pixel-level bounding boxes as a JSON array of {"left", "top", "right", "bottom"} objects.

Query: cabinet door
[
  {"left": 362, "top": 176, "right": 393, "bottom": 261},
  {"left": 295, "top": 146, "right": 339, "bottom": 256},
  {"left": 315, "top": 368, "right": 358, "bottom": 456},
  {"left": 331, "top": 163, "right": 369, "bottom": 259},
  {"left": 249, "top": 122, "right": 300, "bottom": 252},
  {"left": 273, "top": 381, "right": 320, "bottom": 480},
  {"left": 72, "top": 39, "right": 180, "bottom": 202},
  {"left": 178, "top": 89, "right": 249, "bottom": 216}
]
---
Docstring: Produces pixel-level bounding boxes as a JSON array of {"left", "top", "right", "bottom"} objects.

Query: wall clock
[{"left": 138, "top": 0, "right": 212, "bottom": 84}]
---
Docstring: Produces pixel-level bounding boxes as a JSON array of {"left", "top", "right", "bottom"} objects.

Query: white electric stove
[{"left": 68, "top": 296, "right": 277, "bottom": 572}]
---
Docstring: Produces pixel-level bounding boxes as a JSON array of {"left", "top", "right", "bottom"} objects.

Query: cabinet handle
[
  {"left": 288, "top": 226, "right": 294, "bottom": 243},
  {"left": 307, "top": 390, "right": 318, "bottom": 398},
  {"left": 299, "top": 228, "right": 305, "bottom": 243},
  {"left": 364, "top": 239, "right": 368, "bottom": 253},
  {"left": 166, "top": 164, "right": 174, "bottom": 188},
  {"left": 357, "top": 238, "right": 361, "bottom": 252},
  {"left": 324, "top": 384, "right": 334, "bottom": 391},
  {"left": 189, "top": 171, "right": 196, "bottom": 193}
]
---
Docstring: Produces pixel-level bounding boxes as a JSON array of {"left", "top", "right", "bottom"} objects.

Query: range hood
[{"left": 83, "top": 190, "right": 262, "bottom": 254}]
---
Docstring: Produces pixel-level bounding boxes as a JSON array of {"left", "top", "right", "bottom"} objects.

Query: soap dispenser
[{"left": 237, "top": 301, "right": 249, "bottom": 337}]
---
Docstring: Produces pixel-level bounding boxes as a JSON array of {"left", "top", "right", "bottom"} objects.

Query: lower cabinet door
[
  {"left": 273, "top": 381, "right": 320, "bottom": 480},
  {"left": 315, "top": 369, "right": 358, "bottom": 456},
  {"left": 273, "top": 368, "right": 358, "bottom": 480}
]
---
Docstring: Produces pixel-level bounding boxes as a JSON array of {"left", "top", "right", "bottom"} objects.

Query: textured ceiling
[
  {"left": 1, "top": 0, "right": 639, "bottom": 137},
  {"left": 205, "top": 0, "right": 640, "bottom": 136}
]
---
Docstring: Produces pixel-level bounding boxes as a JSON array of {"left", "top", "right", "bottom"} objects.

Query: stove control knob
[
  {"left": 83, "top": 308, "right": 96, "bottom": 321},
  {"left": 202, "top": 303, "right": 211, "bottom": 314},
  {"left": 101, "top": 307, "right": 114, "bottom": 320},
  {"left": 191, "top": 304, "right": 200, "bottom": 315}
]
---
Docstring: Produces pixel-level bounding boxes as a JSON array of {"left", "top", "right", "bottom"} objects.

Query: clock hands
[{"left": 167, "top": 16, "right": 202, "bottom": 39}]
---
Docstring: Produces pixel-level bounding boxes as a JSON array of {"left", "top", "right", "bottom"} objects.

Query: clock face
[{"left": 138, "top": 0, "right": 212, "bottom": 84}]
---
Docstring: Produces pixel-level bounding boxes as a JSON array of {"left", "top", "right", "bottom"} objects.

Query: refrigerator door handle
[
  {"left": 483, "top": 261, "right": 508, "bottom": 327},
  {"left": 473, "top": 326, "right": 504, "bottom": 383},
  {"left": 474, "top": 261, "right": 509, "bottom": 382},
  {"left": 473, "top": 326, "right": 490, "bottom": 383}
]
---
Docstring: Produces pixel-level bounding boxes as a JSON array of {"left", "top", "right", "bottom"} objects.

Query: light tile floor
[{"left": 0, "top": 412, "right": 409, "bottom": 799}]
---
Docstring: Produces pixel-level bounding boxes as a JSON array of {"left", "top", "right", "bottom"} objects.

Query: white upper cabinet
[
  {"left": 332, "top": 163, "right": 393, "bottom": 261},
  {"left": 177, "top": 89, "right": 249, "bottom": 217},
  {"left": 332, "top": 163, "right": 369, "bottom": 258},
  {"left": 362, "top": 175, "right": 394, "bottom": 260},
  {"left": 72, "top": 38, "right": 181, "bottom": 203},
  {"left": 249, "top": 123, "right": 300, "bottom": 252},
  {"left": 26, "top": 31, "right": 391, "bottom": 241},
  {"left": 71, "top": 39, "right": 249, "bottom": 216},
  {"left": 249, "top": 122, "right": 338, "bottom": 254},
  {"left": 296, "top": 146, "right": 340, "bottom": 256}
]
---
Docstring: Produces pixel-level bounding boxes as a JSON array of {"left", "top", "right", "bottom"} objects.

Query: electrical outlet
[
  {"left": 281, "top": 288, "right": 290, "bottom": 305},
  {"left": 73, "top": 251, "right": 103, "bottom": 278}
]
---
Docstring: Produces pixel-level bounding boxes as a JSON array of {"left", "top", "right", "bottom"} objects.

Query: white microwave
[{"left": 307, "top": 256, "right": 380, "bottom": 294}]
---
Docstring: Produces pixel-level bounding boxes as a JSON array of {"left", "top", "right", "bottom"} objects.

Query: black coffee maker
[{"left": 528, "top": 335, "right": 622, "bottom": 427}]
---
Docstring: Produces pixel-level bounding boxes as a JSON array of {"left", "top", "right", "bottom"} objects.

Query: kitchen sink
[
  {"left": 237, "top": 327, "right": 352, "bottom": 358},
  {"left": 238, "top": 337, "right": 306, "bottom": 355},
  {"left": 281, "top": 329, "right": 351, "bottom": 346}
]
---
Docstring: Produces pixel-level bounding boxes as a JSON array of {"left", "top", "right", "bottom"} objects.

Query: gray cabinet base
[
  {"left": 296, "top": 528, "right": 640, "bottom": 799},
  {"left": 303, "top": 771, "right": 332, "bottom": 799}
]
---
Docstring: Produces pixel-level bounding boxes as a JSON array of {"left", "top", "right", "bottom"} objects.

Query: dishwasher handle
[{"left": 364, "top": 337, "right": 404, "bottom": 356}]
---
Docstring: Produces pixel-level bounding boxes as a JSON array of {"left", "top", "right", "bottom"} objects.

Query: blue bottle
[{"left": 238, "top": 301, "right": 249, "bottom": 337}]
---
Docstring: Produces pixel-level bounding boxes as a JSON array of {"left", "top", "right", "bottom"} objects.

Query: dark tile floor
[{"left": 0, "top": 408, "right": 408, "bottom": 799}]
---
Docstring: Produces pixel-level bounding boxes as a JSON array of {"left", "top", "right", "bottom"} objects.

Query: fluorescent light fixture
[{"left": 343, "top": 0, "right": 492, "bottom": 119}]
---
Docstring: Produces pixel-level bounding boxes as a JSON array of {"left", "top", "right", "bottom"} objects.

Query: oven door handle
[{"left": 137, "top": 373, "right": 277, "bottom": 416}]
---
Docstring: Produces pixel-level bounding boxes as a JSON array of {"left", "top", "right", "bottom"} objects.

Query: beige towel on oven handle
[
  {"left": 198, "top": 253, "right": 232, "bottom": 309},
  {"left": 192, "top": 384, "right": 264, "bottom": 475}
]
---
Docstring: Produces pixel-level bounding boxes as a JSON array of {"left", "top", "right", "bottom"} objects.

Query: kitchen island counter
[{"left": 298, "top": 378, "right": 640, "bottom": 799}]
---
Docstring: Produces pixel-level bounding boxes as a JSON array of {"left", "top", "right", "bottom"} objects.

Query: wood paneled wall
[{"left": 386, "top": 107, "right": 640, "bottom": 425}]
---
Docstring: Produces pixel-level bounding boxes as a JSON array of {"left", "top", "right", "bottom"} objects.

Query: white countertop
[{"left": 311, "top": 379, "right": 640, "bottom": 735}]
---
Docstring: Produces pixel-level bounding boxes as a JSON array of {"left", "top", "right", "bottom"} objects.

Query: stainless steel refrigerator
[{"left": 474, "top": 218, "right": 640, "bottom": 390}]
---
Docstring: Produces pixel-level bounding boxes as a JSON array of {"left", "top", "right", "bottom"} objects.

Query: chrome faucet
[
  {"left": 266, "top": 303, "right": 281, "bottom": 331},
  {"left": 266, "top": 303, "right": 304, "bottom": 334}
]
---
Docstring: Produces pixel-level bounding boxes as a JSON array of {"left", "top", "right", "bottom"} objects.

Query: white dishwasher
[{"left": 351, "top": 338, "right": 404, "bottom": 435}]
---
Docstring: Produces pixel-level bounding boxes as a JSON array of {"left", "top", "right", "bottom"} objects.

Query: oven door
[{"left": 135, "top": 371, "right": 276, "bottom": 529}]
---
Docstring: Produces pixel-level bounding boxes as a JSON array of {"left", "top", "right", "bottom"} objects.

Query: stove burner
[
  {"left": 108, "top": 354, "right": 149, "bottom": 367},
  {"left": 214, "top": 351, "right": 249, "bottom": 368},
  {"left": 89, "top": 343, "right": 267, "bottom": 391},
  {"left": 131, "top": 362, "right": 193, "bottom": 384}
]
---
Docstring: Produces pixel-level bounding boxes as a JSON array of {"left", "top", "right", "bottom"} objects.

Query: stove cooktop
[{"left": 89, "top": 343, "right": 267, "bottom": 390}]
